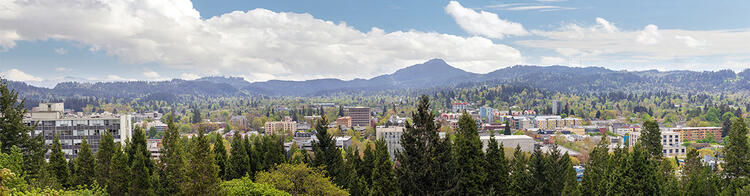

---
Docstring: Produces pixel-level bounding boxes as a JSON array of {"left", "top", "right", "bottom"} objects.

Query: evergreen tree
[
  {"left": 72, "top": 136, "right": 96, "bottom": 187},
  {"left": 370, "top": 139, "right": 398, "bottom": 196},
  {"left": 657, "top": 157, "right": 679, "bottom": 195},
  {"left": 262, "top": 135, "right": 287, "bottom": 170},
  {"left": 158, "top": 114, "right": 187, "bottom": 195},
  {"left": 582, "top": 139, "right": 609, "bottom": 195},
  {"left": 453, "top": 112, "right": 486, "bottom": 195},
  {"left": 48, "top": 135, "right": 70, "bottom": 188},
  {"left": 225, "top": 134, "right": 249, "bottom": 180},
  {"left": 682, "top": 148, "right": 718, "bottom": 195},
  {"left": 247, "top": 135, "right": 261, "bottom": 177},
  {"left": 0, "top": 78, "right": 31, "bottom": 154},
  {"left": 24, "top": 134, "right": 46, "bottom": 184},
  {"left": 110, "top": 144, "right": 130, "bottom": 196},
  {"left": 560, "top": 152, "right": 580, "bottom": 196},
  {"left": 485, "top": 133, "right": 509, "bottom": 195},
  {"left": 528, "top": 146, "right": 552, "bottom": 195},
  {"left": 96, "top": 132, "right": 115, "bottom": 188},
  {"left": 312, "top": 115, "right": 346, "bottom": 186},
  {"left": 343, "top": 147, "right": 368, "bottom": 196},
  {"left": 127, "top": 126, "right": 153, "bottom": 172},
  {"left": 504, "top": 120, "right": 511, "bottom": 135},
  {"left": 192, "top": 106, "right": 202, "bottom": 124},
  {"left": 214, "top": 134, "right": 228, "bottom": 180},
  {"left": 721, "top": 117, "right": 732, "bottom": 138},
  {"left": 129, "top": 145, "right": 154, "bottom": 196},
  {"left": 184, "top": 130, "right": 222, "bottom": 195},
  {"left": 722, "top": 117, "right": 750, "bottom": 187},
  {"left": 641, "top": 120, "right": 663, "bottom": 158},
  {"left": 361, "top": 141, "right": 375, "bottom": 186},
  {"left": 509, "top": 145, "right": 531, "bottom": 196},
  {"left": 625, "top": 144, "right": 660, "bottom": 195},
  {"left": 396, "top": 95, "right": 454, "bottom": 195}
]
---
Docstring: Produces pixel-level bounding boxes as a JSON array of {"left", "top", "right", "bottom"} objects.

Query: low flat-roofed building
[
  {"left": 669, "top": 127, "right": 722, "bottom": 142},
  {"left": 479, "top": 135, "right": 535, "bottom": 152}
]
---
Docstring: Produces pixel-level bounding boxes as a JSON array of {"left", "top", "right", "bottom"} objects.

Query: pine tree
[
  {"left": 343, "top": 147, "right": 368, "bottom": 196},
  {"left": 361, "top": 141, "right": 375, "bottom": 186},
  {"left": 722, "top": 117, "right": 750, "bottom": 185},
  {"left": 396, "top": 95, "right": 452, "bottom": 195},
  {"left": 109, "top": 144, "right": 130, "bottom": 196},
  {"left": 184, "top": 130, "right": 222, "bottom": 195},
  {"left": 96, "top": 132, "right": 115, "bottom": 188},
  {"left": 657, "top": 157, "right": 679, "bottom": 195},
  {"left": 158, "top": 114, "right": 186, "bottom": 195},
  {"left": 504, "top": 120, "right": 511, "bottom": 135},
  {"left": 453, "top": 112, "right": 486, "bottom": 195},
  {"left": 129, "top": 145, "right": 154, "bottom": 196},
  {"left": 582, "top": 139, "right": 609, "bottom": 195},
  {"left": 214, "top": 134, "right": 228, "bottom": 180},
  {"left": 48, "top": 135, "right": 70, "bottom": 188},
  {"left": 641, "top": 120, "right": 663, "bottom": 158},
  {"left": 370, "top": 139, "right": 398, "bottom": 196},
  {"left": 262, "top": 135, "right": 286, "bottom": 170},
  {"left": 0, "top": 78, "right": 31, "bottom": 154},
  {"left": 560, "top": 152, "right": 580, "bottom": 196},
  {"left": 24, "top": 134, "right": 46, "bottom": 183},
  {"left": 72, "top": 136, "right": 96, "bottom": 187},
  {"left": 225, "top": 134, "right": 249, "bottom": 180},
  {"left": 528, "top": 146, "right": 551, "bottom": 195},
  {"left": 485, "top": 133, "right": 509, "bottom": 195},
  {"left": 247, "top": 135, "right": 262, "bottom": 177},
  {"left": 312, "top": 115, "right": 346, "bottom": 186},
  {"left": 625, "top": 144, "right": 659, "bottom": 195},
  {"left": 192, "top": 106, "right": 202, "bottom": 124},
  {"left": 682, "top": 148, "right": 718, "bottom": 195},
  {"left": 127, "top": 126, "right": 153, "bottom": 172},
  {"left": 509, "top": 145, "right": 531, "bottom": 196}
]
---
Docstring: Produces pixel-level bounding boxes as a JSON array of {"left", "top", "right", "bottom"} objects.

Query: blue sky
[{"left": 1, "top": 0, "right": 749, "bottom": 87}]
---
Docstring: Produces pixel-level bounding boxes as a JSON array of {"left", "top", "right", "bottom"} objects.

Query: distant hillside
[{"left": 6, "top": 59, "right": 750, "bottom": 99}]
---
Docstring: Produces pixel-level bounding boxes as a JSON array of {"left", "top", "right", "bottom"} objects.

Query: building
[
  {"left": 147, "top": 139, "right": 162, "bottom": 159},
  {"left": 264, "top": 120, "right": 297, "bottom": 135},
  {"left": 230, "top": 115, "right": 248, "bottom": 128},
  {"left": 348, "top": 107, "right": 371, "bottom": 127},
  {"left": 376, "top": 126, "right": 405, "bottom": 160},
  {"left": 141, "top": 120, "right": 167, "bottom": 133},
  {"left": 511, "top": 116, "right": 533, "bottom": 130},
  {"left": 24, "top": 103, "right": 133, "bottom": 160},
  {"left": 628, "top": 131, "right": 686, "bottom": 157},
  {"left": 480, "top": 107, "right": 497, "bottom": 122},
  {"left": 669, "top": 127, "right": 722, "bottom": 142},
  {"left": 479, "top": 135, "right": 535, "bottom": 152},
  {"left": 452, "top": 102, "right": 469, "bottom": 112},
  {"left": 536, "top": 116, "right": 583, "bottom": 130},
  {"left": 336, "top": 116, "right": 352, "bottom": 128},
  {"left": 552, "top": 100, "right": 562, "bottom": 115}
]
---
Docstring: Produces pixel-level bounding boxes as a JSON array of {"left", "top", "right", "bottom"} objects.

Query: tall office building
[
  {"left": 24, "top": 103, "right": 132, "bottom": 160},
  {"left": 348, "top": 107, "right": 371, "bottom": 127}
]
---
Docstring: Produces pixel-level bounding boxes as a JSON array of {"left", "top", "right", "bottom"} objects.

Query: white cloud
[
  {"left": 489, "top": 5, "right": 576, "bottom": 12},
  {"left": 636, "top": 24, "right": 661, "bottom": 45},
  {"left": 518, "top": 18, "right": 750, "bottom": 71},
  {"left": 142, "top": 71, "right": 160, "bottom": 79},
  {"left": 180, "top": 73, "right": 199, "bottom": 80},
  {"left": 54, "top": 47, "right": 67, "bottom": 55},
  {"left": 2, "top": 69, "right": 43, "bottom": 82},
  {"left": 445, "top": 1, "right": 529, "bottom": 39},
  {"left": 675, "top": 35, "right": 707, "bottom": 48},
  {"left": 55, "top": 67, "right": 71, "bottom": 72},
  {"left": 595, "top": 17, "right": 619, "bottom": 33},
  {"left": 0, "top": 0, "right": 525, "bottom": 81}
]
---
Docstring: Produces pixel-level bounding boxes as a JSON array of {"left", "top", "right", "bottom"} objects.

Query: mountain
[
  {"left": 195, "top": 76, "right": 251, "bottom": 89},
  {"left": 244, "top": 58, "right": 477, "bottom": 96},
  {"left": 5, "top": 59, "right": 750, "bottom": 99}
]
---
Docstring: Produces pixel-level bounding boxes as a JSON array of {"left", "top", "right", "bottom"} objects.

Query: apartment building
[
  {"left": 348, "top": 107, "right": 371, "bottom": 127},
  {"left": 264, "top": 120, "right": 297, "bottom": 135},
  {"left": 536, "top": 116, "right": 583, "bottom": 130},
  {"left": 24, "top": 103, "right": 133, "bottom": 160},
  {"left": 628, "top": 131, "right": 686, "bottom": 157},
  {"left": 669, "top": 127, "right": 722, "bottom": 142},
  {"left": 376, "top": 126, "right": 405, "bottom": 160}
]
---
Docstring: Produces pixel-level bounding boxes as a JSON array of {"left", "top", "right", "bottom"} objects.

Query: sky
[{"left": 1, "top": 0, "right": 749, "bottom": 87}]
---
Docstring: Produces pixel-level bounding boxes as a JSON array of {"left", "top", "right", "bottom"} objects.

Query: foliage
[
  {"left": 222, "top": 176, "right": 290, "bottom": 196},
  {"left": 255, "top": 163, "right": 348, "bottom": 196}
]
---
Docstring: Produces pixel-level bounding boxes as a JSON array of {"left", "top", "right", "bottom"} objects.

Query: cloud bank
[{"left": 0, "top": 0, "right": 524, "bottom": 81}]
